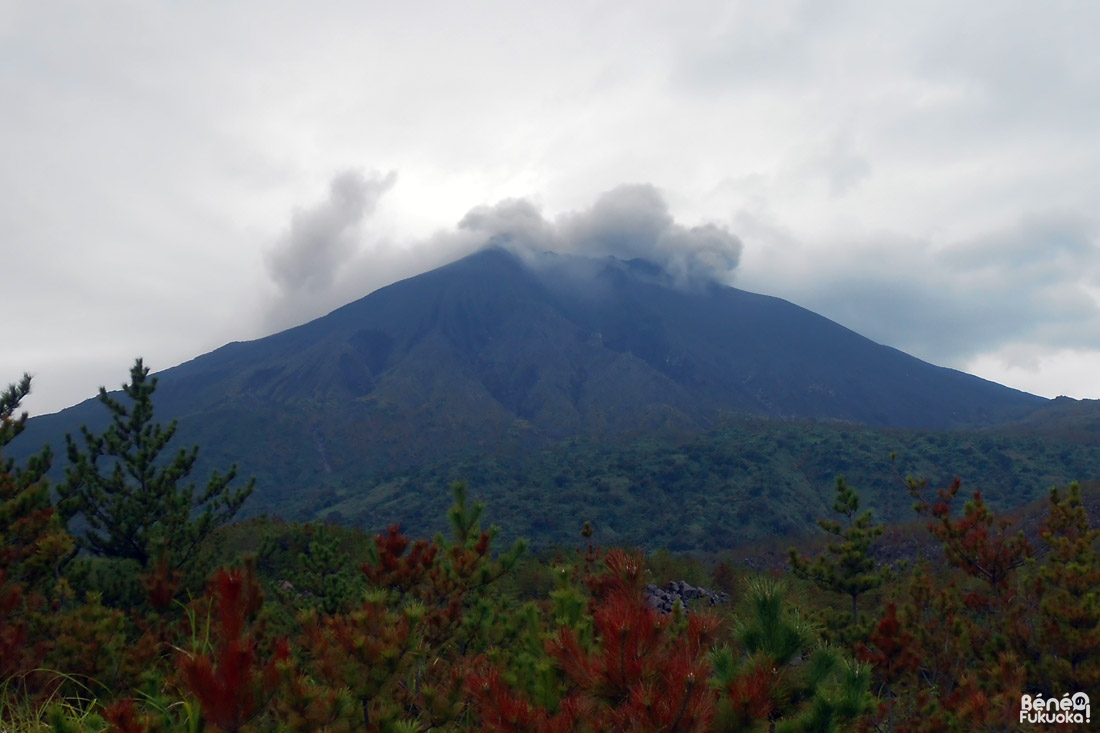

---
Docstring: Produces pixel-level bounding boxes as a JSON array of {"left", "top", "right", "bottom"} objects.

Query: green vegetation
[
  {"left": 307, "top": 416, "right": 1100, "bottom": 553},
  {"left": 6, "top": 366, "right": 1100, "bottom": 730},
  {"left": 789, "top": 476, "right": 886, "bottom": 642},
  {"left": 58, "top": 359, "right": 253, "bottom": 593}
]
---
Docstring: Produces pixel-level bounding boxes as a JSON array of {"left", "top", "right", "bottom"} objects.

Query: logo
[{"left": 1020, "top": 692, "right": 1090, "bottom": 725}]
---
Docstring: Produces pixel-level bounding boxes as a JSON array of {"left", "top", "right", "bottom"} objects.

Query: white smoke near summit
[
  {"left": 266, "top": 169, "right": 396, "bottom": 294},
  {"left": 262, "top": 179, "right": 743, "bottom": 333},
  {"left": 457, "top": 184, "right": 743, "bottom": 287}
]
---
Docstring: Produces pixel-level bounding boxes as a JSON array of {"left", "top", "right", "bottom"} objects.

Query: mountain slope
[
  {"left": 165, "top": 246, "right": 1041, "bottom": 426},
  {"left": 19, "top": 246, "right": 1048, "bottom": 518}
]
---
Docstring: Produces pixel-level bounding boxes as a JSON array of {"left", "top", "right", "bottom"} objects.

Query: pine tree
[
  {"left": 1035, "top": 482, "right": 1100, "bottom": 692},
  {"left": 177, "top": 559, "right": 288, "bottom": 733},
  {"left": 892, "top": 477, "right": 1035, "bottom": 730},
  {"left": 788, "top": 477, "right": 885, "bottom": 641},
  {"left": 59, "top": 359, "right": 253, "bottom": 577},
  {"left": 294, "top": 483, "right": 527, "bottom": 730},
  {"left": 712, "top": 576, "right": 873, "bottom": 732},
  {"left": 287, "top": 522, "right": 364, "bottom": 616},
  {"left": 471, "top": 547, "right": 720, "bottom": 733},
  {"left": 1, "top": 374, "right": 72, "bottom": 592},
  {"left": 909, "top": 477, "right": 1031, "bottom": 605},
  {"left": 0, "top": 374, "right": 73, "bottom": 688}
]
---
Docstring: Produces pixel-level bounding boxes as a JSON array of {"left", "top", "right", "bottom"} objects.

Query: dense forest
[
  {"left": 4, "top": 365, "right": 1099, "bottom": 731},
  {"left": 312, "top": 416, "right": 1100, "bottom": 554}
]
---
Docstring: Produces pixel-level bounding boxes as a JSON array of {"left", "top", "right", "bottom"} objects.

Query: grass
[{"left": 0, "top": 669, "right": 109, "bottom": 732}]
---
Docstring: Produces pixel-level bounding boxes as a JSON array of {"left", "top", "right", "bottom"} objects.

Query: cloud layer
[
  {"left": 261, "top": 172, "right": 1100, "bottom": 403},
  {"left": 6, "top": 1, "right": 1100, "bottom": 412},
  {"left": 738, "top": 209, "right": 1100, "bottom": 390}
]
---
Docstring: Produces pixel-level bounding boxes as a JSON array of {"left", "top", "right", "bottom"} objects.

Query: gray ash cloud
[{"left": 266, "top": 169, "right": 396, "bottom": 294}]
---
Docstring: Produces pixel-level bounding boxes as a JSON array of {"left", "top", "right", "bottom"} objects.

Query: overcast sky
[{"left": 5, "top": 0, "right": 1100, "bottom": 416}]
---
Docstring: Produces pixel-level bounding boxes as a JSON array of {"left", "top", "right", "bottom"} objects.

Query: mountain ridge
[
  {"left": 161, "top": 246, "right": 1042, "bottom": 425},
  {"left": 15, "top": 245, "right": 1059, "bottom": 526}
]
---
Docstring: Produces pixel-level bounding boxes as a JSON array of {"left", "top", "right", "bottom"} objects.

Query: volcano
[{"left": 19, "top": 246, "right": 1047, "bottom": 520}]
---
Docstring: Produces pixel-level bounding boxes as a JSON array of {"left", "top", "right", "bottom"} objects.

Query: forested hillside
[
  {"left": 16, "top": 247, "right": 1052, "bottom": 535},
  {"left": 309, "top": 416, "right": 1100, "bottom": 552},
  {"left": 7, "top": 248, "right": 1100, "bottom": 730},
  {"left": 5, "top": 369, "right": 1098, "bottom": 730}
]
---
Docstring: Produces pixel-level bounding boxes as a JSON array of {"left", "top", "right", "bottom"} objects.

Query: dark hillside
[{"left": 16, "top": 246, "right": 1054, "bottom": 535}]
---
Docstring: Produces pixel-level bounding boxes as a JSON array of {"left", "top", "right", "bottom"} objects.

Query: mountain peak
[
  {"left": 149, "top": 246, "right": 1042, "bottom": 429},
  {"left": 20, "top": 247, "right": 1046, "bottom": 519}
]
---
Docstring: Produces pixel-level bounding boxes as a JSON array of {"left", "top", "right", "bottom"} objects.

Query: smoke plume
[
  {"left": 458, "top": 184, "right": 744, "bottom": 287},
  {"left": 266, "top": 169, "right": 396, "bottom": 293}
]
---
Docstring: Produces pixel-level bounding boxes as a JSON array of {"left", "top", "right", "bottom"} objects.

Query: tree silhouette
[
  {"left": 0, "top": 374, "right": 73, "bottom": 689},
  {"left": 1035, "top": 482, "right": 1100, "bottom": 692},
  {"left": 789, "top": 477, "right": 885, "bottom": 640},
  {"left": 59, "top": 359, "right": 253, "bottom": 575}
]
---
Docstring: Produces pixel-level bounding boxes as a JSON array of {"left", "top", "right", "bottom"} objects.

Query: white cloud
[
  {"left": 736, "top": 210, "right": 1100, "bottom": 379},
  {"left": 260, "top": 183, "right": 743, "bottom": 333},
  {"left": 965, "top": 347, "right": 1100, "bottom": 400},
  {"left": 5, "top": 0, "right": 1100, "bottom": 413}
]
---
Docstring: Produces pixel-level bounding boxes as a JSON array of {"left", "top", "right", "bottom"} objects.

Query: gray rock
[{"left": 644, "top": 581, "right": 730, "bottom": 614}]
